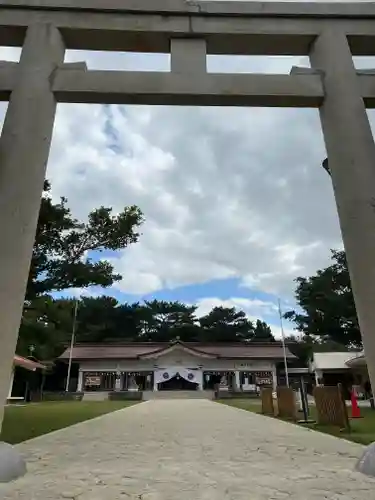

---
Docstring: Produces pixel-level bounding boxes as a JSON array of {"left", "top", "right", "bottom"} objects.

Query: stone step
[
  {"left": 83, "top": 391, "right": 109, "bottom": 401},
  {"left": 143, "top": 390, "right": 214, "bottom": 401}
]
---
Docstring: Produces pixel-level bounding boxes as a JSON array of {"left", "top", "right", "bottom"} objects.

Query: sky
[{"left": 1, "top": 0, "right": 374, "bottom": 339}]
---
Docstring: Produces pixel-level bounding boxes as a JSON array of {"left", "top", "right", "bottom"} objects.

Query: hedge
[{"left": 108, "top": 391, "right": 143, "bottom": 401}]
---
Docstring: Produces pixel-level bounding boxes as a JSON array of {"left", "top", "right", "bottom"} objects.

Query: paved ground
[{"left": 0, "top": 400, "right": 374, "bottom": 499}]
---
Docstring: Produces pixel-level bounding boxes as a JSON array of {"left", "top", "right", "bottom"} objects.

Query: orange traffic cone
[{"left": 351, "top": 390, "right": 361, "bottom": 419}]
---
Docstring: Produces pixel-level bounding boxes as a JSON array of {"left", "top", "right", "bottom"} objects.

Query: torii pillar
[
  {"left": 310, "top": 30, "right": 375, "bottom": 395},
  {"left": 0, "top": 23, "right": 65, "bottom": 481}
]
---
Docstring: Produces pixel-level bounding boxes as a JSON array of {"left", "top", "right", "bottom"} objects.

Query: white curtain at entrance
[
  {"left": 179, "top": 368, "right": 202, "bottom": 386},
  {"left": 155, "top": 369, "right": 176, "bottom": 384},
  {"left": 154, "top": 368, "right": 202, "bottom": 386}
]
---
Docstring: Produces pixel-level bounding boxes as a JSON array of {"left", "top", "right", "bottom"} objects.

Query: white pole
[
  {"left": 278, "top": 298, "right": 290, "bottom": 387},
  {"left": 65, "top": 298, "right": 79, "bottom": 392}
]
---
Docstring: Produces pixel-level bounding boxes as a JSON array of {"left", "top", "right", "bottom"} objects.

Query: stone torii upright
[{"left": 1, "top": 0, "right": 375, "bottom": 472}]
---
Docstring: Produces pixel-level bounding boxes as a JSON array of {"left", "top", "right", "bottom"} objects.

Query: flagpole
[
  {"left": 65, "top": 298, "right": 79, "bottom": 392},
  {"left": 278, "top": 298, "right": 290, "bottom": 387}
]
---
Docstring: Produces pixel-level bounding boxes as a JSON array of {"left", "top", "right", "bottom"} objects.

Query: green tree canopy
[
  {"left": 285, "top": 250, "right": 361, "bottom": 347},
  {"left": 18, "top": 296, "right": 76, "bottom": 360},
  {"left": 19, "top": 296, "right": 276, "bottom": 360},
  {"left": 27, "top": 180, "right": 144, "bottom": 300},
  {"left": 74, "top": 296, "right": 120, "bottom": 343},
  {"left": 128, "top": 300, "right": 200, "bottom": 342},
  {"left": 199, "top": 306, "right": 254, "bottom": 342},
  {"left": 284, "top": 334, "right": 352, "bottom": 365},
  {"left": 252, "top": 320, "right": 275, "bottom": 342}
]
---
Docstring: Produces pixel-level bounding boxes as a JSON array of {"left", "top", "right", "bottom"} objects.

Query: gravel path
[{"left": 1, "top": 399, "right": 374, "bottom": 499}]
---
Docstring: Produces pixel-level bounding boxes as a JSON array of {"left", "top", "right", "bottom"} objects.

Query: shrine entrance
[{"left": 159, "top": 374, "right": 198, "bottom": 391}]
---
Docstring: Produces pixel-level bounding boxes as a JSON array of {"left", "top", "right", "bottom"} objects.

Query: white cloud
[
  {"left": 98, "top": 100, "right": 341, "bottom": 298},
  {"left": 195, "top": 296, "right": 277, "bottom": 319},
  {"left": 1, "top": 3, "right": 374, "bottom": 307},
  {"left": 194, "top": 296, "right": 295, "bottom": 339}
]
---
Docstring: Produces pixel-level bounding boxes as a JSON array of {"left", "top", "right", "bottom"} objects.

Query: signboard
[
  {"left": 85, "top": 375, "right": 101, "bottom": 386},
  {"left": 254, "top": 371, "right": 272, "bottom": 378},
  {"left": 235, "top": 363, "right": 272, "bottom": 370},
  {"left": 256, "top": 377, "right": 272, "bottom": 386}
]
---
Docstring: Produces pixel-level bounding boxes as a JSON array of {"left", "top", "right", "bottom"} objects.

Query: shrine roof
[{"left": 59, "top": 340, "right": 295, "bottom": 361}]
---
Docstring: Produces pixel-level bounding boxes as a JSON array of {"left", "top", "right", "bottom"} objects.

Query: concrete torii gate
[{"left": 1, "top": 0, "right": 375, "bottom": 444}]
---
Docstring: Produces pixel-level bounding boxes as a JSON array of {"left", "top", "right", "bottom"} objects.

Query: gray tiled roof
[{"left": 59, "top": 341, "right": 295, "bottom": 361}]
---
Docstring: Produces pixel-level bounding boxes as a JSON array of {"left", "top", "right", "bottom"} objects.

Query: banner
[
  {"left": 155, "top": 370, "right": 175, "bottom": 384},
  {"left": 179, "top": 368, "right": 201, "bottom": 385}
]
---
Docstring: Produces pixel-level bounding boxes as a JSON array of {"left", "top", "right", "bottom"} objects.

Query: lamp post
[{"left": 322, "top": 158, "right": 331, "bottom": 176}]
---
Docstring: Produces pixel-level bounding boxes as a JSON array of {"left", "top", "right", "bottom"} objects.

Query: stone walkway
[{"left": 0, "top": 400, "right": 374, "bottom": 499}]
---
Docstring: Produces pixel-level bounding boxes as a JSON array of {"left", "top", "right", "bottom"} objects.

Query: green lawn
[
  {"left": 219, "top": 399, "right": 375, "bottom": 445},
  {"left": 1, "top": 401, "right": 138, "bottom": 444},
  {"left": 219, "top": 399, "right": 262, "bottom": 414}
]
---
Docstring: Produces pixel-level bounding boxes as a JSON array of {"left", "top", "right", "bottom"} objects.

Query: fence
[
  {"left": 313, "top": 384, "right": 350, "bottom": 430},
  {"left": 261, "top": 388, "right": 274, "bottom": 416},
  {"left": 276, "top": 387, "right": 297, "bottom": 421}
]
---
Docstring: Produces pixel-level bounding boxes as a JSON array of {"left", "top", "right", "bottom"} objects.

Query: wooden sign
[
  {"left": 256, "top": 377, "right": 272, "bottom": 385},
  {"left": 85, "top": 375, "right": 101, "bottom": 386}
]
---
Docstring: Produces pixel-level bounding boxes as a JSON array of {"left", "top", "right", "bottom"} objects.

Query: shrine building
[{"left": 59, "top": 340, "right": 295, "bottom": 394}]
